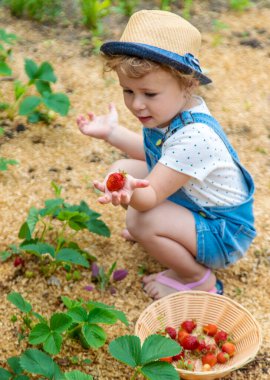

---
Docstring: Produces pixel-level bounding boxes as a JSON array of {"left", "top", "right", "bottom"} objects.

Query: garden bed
[{"left": 0, "top": 2, "right": 270, "bottom": 379}]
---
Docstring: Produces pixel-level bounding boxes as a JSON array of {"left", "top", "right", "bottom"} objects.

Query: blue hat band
[{"left": 100, "top": 41, "right": 211, "bottom": 85}]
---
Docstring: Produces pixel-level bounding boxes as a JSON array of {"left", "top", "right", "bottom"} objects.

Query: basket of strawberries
[{"left": 135, "top": 291, "right": 262, "bottom": 380}]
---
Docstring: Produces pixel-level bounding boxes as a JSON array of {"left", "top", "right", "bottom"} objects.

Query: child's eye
[
  {"left": 145, "top": 93, "right": 157, "bottom": 97},
  {"left": 123, "top": 89, "right": 133, "bottom": 94}
]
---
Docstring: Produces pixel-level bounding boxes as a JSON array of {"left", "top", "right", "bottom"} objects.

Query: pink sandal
[{"left": 155, "top": 269, "right": 223, "bottom": 294}]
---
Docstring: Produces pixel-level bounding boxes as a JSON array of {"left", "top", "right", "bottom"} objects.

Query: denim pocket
[{"left": 218, "top": 220, "right": 256, "bottom": 265}]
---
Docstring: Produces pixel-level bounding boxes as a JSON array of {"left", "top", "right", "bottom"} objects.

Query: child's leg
[{"left": 126, "top": 201, "right": 216, "bottom": 299}]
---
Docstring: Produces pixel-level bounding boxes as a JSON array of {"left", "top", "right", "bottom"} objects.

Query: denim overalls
[{"left": 143, "top": 111, "right": 257, "bottom": 269}]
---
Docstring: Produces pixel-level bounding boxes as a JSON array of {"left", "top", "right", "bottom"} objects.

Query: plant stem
[{"left": 130, "top": 368, "right": 139, "bottom": 380}]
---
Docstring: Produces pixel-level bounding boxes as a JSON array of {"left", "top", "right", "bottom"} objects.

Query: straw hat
[{"left": 101, "top": 10, "right": 211, "bottom": 85}]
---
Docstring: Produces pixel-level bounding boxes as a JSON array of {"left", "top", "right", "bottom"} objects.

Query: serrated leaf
[
  {"left": 81, "top": 324, "right": 106, "bottom": 348},
  {"left": 7, "top": 292, "right": 32, "bottom": 313},
  {"left": 85, "top": 218, "right": 110, "bottom": 237},
  {"left": 35, "top": 80, "right": 52, "bottom": 96},
  {"left": 141, "top": 361, "right": 179, "bottom": 380},
  {"left": 19, "top": 96, "right": 41, "bottom": 116},
  {"left": 19, "top": 349, "right": 56, "bottom": 379},
  {"left": 61, "top": 296, "right": 82, "bottom": 310},
  {"left": 0, "top": 367, "right": 11, "bottom": 380},
  {"left": 141, "top": 335, "right": 181, "bottom": 364},
  {"left": 24, "top": 59, "right": 38, "bottom": 80},
  {"left": 39, "top": 198, "right": 64, "bottom": 217},
  {"left": 43, "top": 332, "right": 62, "bottom": 355},
  {"left": 67, "top": 307, "right": 88, "bottom": 323},
  {"left": 7, "top": 356, "right": 23, "bottom": 375},
  {"left": 50, "top": 313, "right": 73, "bottom": 333},
  {"left": 13, "top": 375, "right": 30, "bottom": 380},
  {"left": 109, "top": 335, "right": 141, "bottom": 368},
  {"left": 18, "top": 223, "right": 31, "bottom": 240},
  {"left": 43, "top": 93, "right": 70, "bottom": 115},
  {"left": 36, "top": 62, "right": 56, "bottom": 83},
  {"left": 56, "top": 248, "right": 89, "bottom": 268},
  {"left": 65, "top": 371, "right": 93, "bottom": 380},
  {"left": 18, "top": 207, "right": 39, "bottom": 239},
  {"left": 20, "top": 242, "right": 55, "bottom": 257},
  {"left": 0, "top": 251, "right": 12, "bottom": 262},
  {"left": 87, "top": 308, "right": 117, "bottom": 325},
  {"left": 29, "top": 323, "right": 51, "bottom": 344}
]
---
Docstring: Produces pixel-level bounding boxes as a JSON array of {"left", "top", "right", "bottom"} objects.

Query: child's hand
[
  {"left": 76, "top": 103, "right": 118, "bottom": 141},
  {"left": 93, "top": 173, "right": 149, "bottom": 206}
]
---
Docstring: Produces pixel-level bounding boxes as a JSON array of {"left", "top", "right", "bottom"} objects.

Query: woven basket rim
[{"left": 135, "top": 291, "right": 263, "bottom": 376}]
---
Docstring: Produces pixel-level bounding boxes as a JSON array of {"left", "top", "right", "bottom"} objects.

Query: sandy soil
[{"left": 0, "top": 4, "right": 270, "bottom": 379}]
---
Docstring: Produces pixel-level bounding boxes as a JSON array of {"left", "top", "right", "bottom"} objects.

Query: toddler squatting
[{"left": 77, "top": 10, "right": 256, "bottom": 300}]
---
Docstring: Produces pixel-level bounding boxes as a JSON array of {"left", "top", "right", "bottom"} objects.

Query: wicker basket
[{"left": 135, "top": 291, "right": 262, "bottom": 380}]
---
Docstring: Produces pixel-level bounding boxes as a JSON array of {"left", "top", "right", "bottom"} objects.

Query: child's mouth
[{"left": 138, "top": 116, "right": 152, "bottom": 123}]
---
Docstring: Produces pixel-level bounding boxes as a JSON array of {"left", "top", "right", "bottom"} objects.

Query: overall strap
[{"left": 168, "top": 111, "right": 239, "bottom": 162}]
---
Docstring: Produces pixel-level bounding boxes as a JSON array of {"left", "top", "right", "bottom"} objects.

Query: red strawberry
[
  {"left": 165, "top": 326, "right": 177, "bottom": 340},
  {"left": 214, "top": 331, "right": 228, "bottom": 346},
  {"left": 106, "top": 172, "right": 126, "bottom": 191},
  {"left": 197, "top": 340, "right": 208, "bottom": 354},
  {"left": 181, "top": 319, "right": 197, "bottom": 333},
  {"left": 202, "top": 353, "right": 217, "bottom": 367},
  {"left": 222, "top": 342, "right": 236, "bottom": 357},
  {"left": 181, "top": 335, "right": 199, "bottom": 351},
  {"left": 206, "top": 343, "right": 218, "bottom": 353},
  {"left": 203, "top": 323, "right": 218, "bottom": 337},
  {"left": 178, "top": 329, "right": 189, "bottom": 345},
  {"left": 160, "top": 356, "right": 173, "bottom": 363},
  {"left": 13, "top": 257, "right": 25, "bottom": 267},
  {"left": 217, "top": 352, "right": 230, "bottom": 364}
]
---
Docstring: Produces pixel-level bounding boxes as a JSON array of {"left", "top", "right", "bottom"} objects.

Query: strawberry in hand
[{"left": 93, "top": 172, "right": 149, "bottom": 206}]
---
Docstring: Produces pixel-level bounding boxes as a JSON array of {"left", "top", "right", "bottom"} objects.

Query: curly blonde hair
[{"left": 102, "top": 54, "right": 199, "bottom": 90}]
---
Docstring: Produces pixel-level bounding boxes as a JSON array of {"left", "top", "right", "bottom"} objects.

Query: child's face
[{"left": 117, "top": 68, "right": 189, "bottom": 129}]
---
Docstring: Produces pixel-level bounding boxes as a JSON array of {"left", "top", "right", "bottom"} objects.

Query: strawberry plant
[
  {"left": 0, "top": 28, "right": 17, "bottom": 78},
  {"left": 109, "top": 334, "right": 181, "bottom": 380},
  {"left": 79, "top": 0, "right": 111, "bottom": 33},
  {"left": 0, "top": 349, "right": 93, "bottom": 379},
  {"left": 1, "top": 182, "right": 110, "bottom": 275},
  {"left": 0, "top": 156, "right": 18, "bottom": 171},
  {"left": 7, "top": 292, "right": 128, "bottom": 354},
  {"left": 2, "top": 57, "right": 70, "bottom": 122}
]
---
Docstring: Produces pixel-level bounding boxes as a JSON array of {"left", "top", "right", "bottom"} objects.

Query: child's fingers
[
  {"left": 111, "top": 192, "right": 121, "bottom": 206},
  {"left": 120, "top": 192, "right": 130, "bottom": 205},
  {"left": 134, "top": 179, "right": 149, "bottom": 189},
  {"left": 93, "top": 180, "right": 105, "bottom": 192},
  {"left": 98, "top": 195, "right": 111, "bottom": 204},
  {"left": 109, "top": 102, "right": 118, "bottom": 118}
]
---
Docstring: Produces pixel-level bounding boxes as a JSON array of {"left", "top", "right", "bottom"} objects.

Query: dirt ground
[{"left": 0, "top": 2, "right": 270, "bottom": 379}]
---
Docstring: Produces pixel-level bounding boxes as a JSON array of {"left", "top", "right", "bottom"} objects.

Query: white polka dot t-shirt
[{"left": 158, "top": 96, "right": 249, "bottom": 207}]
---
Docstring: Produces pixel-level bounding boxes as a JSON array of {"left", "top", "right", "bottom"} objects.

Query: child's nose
[{"left": 132, "top": 96, "right": 145, "bottom": 111}]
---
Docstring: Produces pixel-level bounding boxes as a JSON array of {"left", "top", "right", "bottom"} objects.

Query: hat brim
[{"left": 101, "top": 41, "right": 211, "bottom": 85}]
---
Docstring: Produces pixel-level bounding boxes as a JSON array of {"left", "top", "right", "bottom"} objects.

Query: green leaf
[
  {"left": 18, "top": 207, "right": 39, "bottom": 239},
  {"left": 65, "top": 371, "right": 93, "bottom": 380},
  {"left": 24, "top": 59, "right": 38, "bottom": 80},
  {"left": 35, "top": 80, "right": 52, "bottom": 96},
  {"left": 14, "top": 80, "right": 27, "bottom": 101},
  {"left": 50, "top": 313, "right": 73, "bottom": 333},
  {"left": 19, "top": 349, "right": 61, "bottom": 379},
  {"left": 28, "top": 111, "right": 42, "bottom": 123},
  {"left": 42, "top": 93, "right": 70, "bottom": 116},
  {"left": 85, "top": 218, "right": 110, "bottom": 237},
  {"left": 13, "top": 375, "right": 30, "bottom": 380},
  {"left": 43, "top": 332, "right": 62, "bottom": 355},
  {"left": 7, "top": 356, "right": 23, "bottom": 375},
  {"left": 141, "top": 335, "right": 181, "bottom": 364},
  {"left": 0, "top": 250, "right": 12, "bottom": 262},
  {"left": 0, "top": 368, "right": 12, "bottom": 380},
  {"left": 0, "top": 28, "right": 17, "bottom": 44},
  {"left": 29, "top": 323, "right": 51, "bottom": 344},
  {"left": 109, "top": 335, "right": 141, "bottom": 368},
  {"left": 20, "top": 242, "right": 55, "bottom": 257},
  {"left": 19, "top": 96, "right": 41, "bottom": 116},
  {"left": 7, "top": 292, "right": 32, "bottom": 313},
  {"left": 37, "top": 62, "right": 56, "bottom": 83},
  {"left": 39, "top": 198, "right": 64, "bottom": 217},
  {"left": 81, "top": 324, "right": 106, "bottom": 348},
  {"left": 61, "top": 296, "right": 82, "bottom": 310},
  {"left": 0, "top": 61, "right": 12, "bottom": 75},
  {"left": 56, "top": 248, "right": 89, "bottom": 268},
  {"left": 0, "top": 157, "right": 18, "bottom": 171},
  {"left": 88, "top": 308, "right": 118, "bottom": 325},
  {"left": 141, "top": 361, "right": 179, "bottom": 380},
  {"left": 107, "top": 309, "right": 129, "bottom": 326},
  {"left": 67, "top": 307, "right": 88, "bottom": 323}
]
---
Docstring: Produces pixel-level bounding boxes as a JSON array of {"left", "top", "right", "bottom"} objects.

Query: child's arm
[
  {"left": 94, "top": 162, "right": 190, "bottom": 211},
  {"left": 77, "top": 103, "right": 145, "bottom": 160}
]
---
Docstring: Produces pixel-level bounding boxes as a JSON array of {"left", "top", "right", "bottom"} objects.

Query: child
[{"left": 77, "top": 10, "right": 256, "bottom": 300}]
